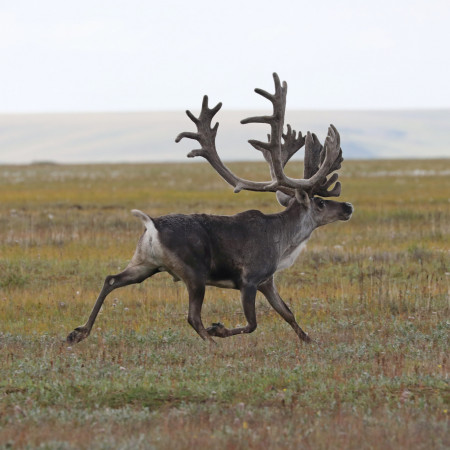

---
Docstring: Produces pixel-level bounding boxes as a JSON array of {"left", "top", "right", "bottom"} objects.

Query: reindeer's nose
[{"left": 344, "top": 202, "right": 354, "bottom": 215}]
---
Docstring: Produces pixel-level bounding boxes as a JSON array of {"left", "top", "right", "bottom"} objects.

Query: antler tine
[
  {"left": 282, "top": 124, "right": 305, "bottom": 167},
  {"left": 315, "top": 174, "right": 341, "bottom": 197},
  {"left": 320, "top": 138, "right": 343, "bottom": 174},
  {"left": 304, "top": 132, "right": 322, "bottom": 179}
]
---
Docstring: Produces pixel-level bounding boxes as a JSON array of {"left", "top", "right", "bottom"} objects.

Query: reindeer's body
[
  {"left": 149, "top": 209, "right": 284, "bottom": 289},
  {"left": 133, "top": 197, "right": 352, "bottom": 291},
  {"left": 67, "top": 74, "right": 353, "bottom": 345}
]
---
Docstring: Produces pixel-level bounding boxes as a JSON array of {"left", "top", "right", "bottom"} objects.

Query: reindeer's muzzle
[{"left": 341, "top": 202, "right": 354, "bottom": 221}]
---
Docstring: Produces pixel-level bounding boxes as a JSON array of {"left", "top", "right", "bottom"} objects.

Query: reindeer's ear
[
  {"left": 276, "top": 191, "right": 293, "bottom": 207},
  {"left": 294, "top": 189, "right": 311, "bottom": 208}
]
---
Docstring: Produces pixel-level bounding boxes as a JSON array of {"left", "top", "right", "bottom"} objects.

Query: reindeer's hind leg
[
  {"left": 207, "top": 285, "right": 258, "bottom": 338},
  {"left": 258, "top": 277, "right": 311, "bottom": 343},
  {"left": 67, "top": 264, "right": 158, "bottom": 344},
  {"left": 183, "top": 277, "right": 220, "bottom": 344}
]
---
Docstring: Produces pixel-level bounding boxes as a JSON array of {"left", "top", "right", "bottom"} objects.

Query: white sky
[{"left": 1, "top": 0, "right": 449, "bottom": 113}]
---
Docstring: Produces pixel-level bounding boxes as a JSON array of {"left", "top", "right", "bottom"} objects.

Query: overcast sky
[{"left": 1, "top": 0, "right": 449, "bottom": 113}]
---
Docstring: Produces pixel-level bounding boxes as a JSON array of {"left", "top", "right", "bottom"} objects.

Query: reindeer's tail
[{"left": 131, "top": 209, "right": 153, "bottom": 229}]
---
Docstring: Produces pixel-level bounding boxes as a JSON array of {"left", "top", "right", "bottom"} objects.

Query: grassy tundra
[{"left": 0, "top": 160, "right": 449, "bottom": 449}]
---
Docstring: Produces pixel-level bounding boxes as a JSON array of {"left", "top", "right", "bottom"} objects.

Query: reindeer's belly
[
  {"left": 206, "top": 279, "right": 237, "bottom": 289},
  {"left": 276, "top": 241, "right": 308, "bottom": 272},
  {"left": 206, "top": 262, "right": 242, "bottom": 289}
]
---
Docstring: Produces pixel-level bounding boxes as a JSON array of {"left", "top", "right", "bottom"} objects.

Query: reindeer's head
[
  {"left": 176, "top": 73, "right": 353, "bottom": 225},
  {"left": 306, "top": 197, "right": 353, "bottom": 228}
]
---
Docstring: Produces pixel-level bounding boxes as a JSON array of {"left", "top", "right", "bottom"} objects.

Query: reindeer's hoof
[
  {"left": 66, "top": 326, "right": 89, "bottom": 344},
  {"left": 206, "top": 322, "right": 229, "bottom": 338}
]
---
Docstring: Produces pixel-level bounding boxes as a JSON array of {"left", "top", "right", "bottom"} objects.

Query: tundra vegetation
[{"left": 0, "top": 159, "right": 448, "bottom": 449}]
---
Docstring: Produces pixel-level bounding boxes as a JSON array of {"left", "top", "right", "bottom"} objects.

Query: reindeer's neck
[
  {"left": 271, "top": 202, "right": 316, "bottom": 272},
  {"left": 278, "top": 201, "right": 316, "bottom": 245}
]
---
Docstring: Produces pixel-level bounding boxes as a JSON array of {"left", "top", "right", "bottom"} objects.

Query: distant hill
[{"left": 0, "top": 110, "right": 449, "bottom": 164}]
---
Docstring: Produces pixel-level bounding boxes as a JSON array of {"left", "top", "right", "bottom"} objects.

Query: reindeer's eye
[{"left": 317, "top": 199, "right": 325, "bottom": 208}]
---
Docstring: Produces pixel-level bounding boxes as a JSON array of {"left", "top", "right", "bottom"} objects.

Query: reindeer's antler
[
  {"left": 175, "top": 96, "right": 281, "bottom": 194},
  {"left": 176, "top": 73, "right": 344, "bottom": 199},
  {"left": 240, "top": 73, "right": 289, "bottom": 186},
  {"left": 303, "top": 127, "right": 343, "bottom": 197}
]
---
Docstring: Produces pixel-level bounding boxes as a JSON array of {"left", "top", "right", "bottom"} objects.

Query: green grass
[{"left": 0, "top": 160, "right": 449, "bottom": 449}]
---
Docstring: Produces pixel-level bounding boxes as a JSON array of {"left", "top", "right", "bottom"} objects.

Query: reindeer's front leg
[
  {"left": 67, "top": 265, "right": 157, "bottom": 344},
  {"left": 258, "top": 277, "right": 311, "bottom": 343},
  {"left": 207, "top": 285, "right": 257, "bottom": 338}
]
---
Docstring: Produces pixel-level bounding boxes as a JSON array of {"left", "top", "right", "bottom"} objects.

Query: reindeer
[{"left": 67, "top": 73, "right": 353, "bottom": 345}]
